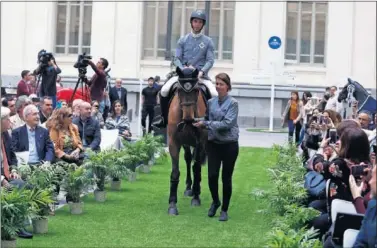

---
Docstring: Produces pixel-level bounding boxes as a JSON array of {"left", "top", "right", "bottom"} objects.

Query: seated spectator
[
  {"left": 10, "top": 95, "right": 32, "bottom": 130},
  {"left": 1, "top": 107, "right": 32, "bottom": 239},
  {"left": 4, "top": 96, "right": 17, "bottom": 116},
  {"left": 11, "top": 105, "right": 55, "bottom": 165},
  {"left": 72, "top": 101, "right": 101, "bottom": 152},
  {"left": 105, "top": 100, "right": 132, "bottom": 141},
  {"left": 28, "top": 74, "right": 37, "bottom": 94},
  {"left": 16, "top": 70, "right": 32, "bottom": 97},
  {"left": 46, "top": 108, "right": 84, "bottom": 165},
  {"left": 91, "top": 100, "right": 105, "bottom": 128},
  {"left": 58, "top": 100, "right": 67, "bottom": 109},
  {"left": 353, "top": 166, "right": 376, "bottom": 248},
  {"left": 39, "top": 96, "right": 53, "bottom": 124},
  {"left": 29, "top": 94, "right": 41, "bottom": 108},
  {"left": 72, "top": 99, "right": 83, "bottom": 117}
]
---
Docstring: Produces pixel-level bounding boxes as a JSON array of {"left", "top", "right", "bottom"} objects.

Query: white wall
[{"left": 1, "top": 2, "right": 375, "bottom": 89}]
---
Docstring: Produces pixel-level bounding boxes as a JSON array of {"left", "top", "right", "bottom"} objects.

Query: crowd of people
[{"left": 282, "top": 86, "right": 376, "bottom": 247}]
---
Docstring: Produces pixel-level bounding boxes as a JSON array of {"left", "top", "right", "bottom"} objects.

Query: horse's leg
[
  {"left": 191, "top": 145, "right": 204, "bottom": 206},
  {"left": 183, "top": 145, "right": 193, "bottom": 197},
  {"left": 168, "top": 141, "right": 181, "bottom": 216}
]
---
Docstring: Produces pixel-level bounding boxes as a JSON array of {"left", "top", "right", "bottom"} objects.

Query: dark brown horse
[{"left": 167, "top": 67, "right": 208, "bottom": 215}]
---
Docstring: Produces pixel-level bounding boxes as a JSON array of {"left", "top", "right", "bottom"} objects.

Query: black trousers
[
  {"left": 141, "top": 105, "right": 155, "bottom": 133},
  {"left": 207, "top": 141, "right": 239, "bottom": 212}
]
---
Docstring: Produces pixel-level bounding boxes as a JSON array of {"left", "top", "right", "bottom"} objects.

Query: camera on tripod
[
  {"left": 74, "top": 52, "right": 92, "bottom": 78},
  {"left": 36, "top": 49, "right": 54, "bottom": 73}
]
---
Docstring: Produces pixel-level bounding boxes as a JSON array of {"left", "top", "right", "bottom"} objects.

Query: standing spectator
[
  {"left": 34, "top": 58, "right": 61, "bottom": 108},
  {"left": 56, "top": 75, "right": 63, "bottom": 88},
  {"left": 72, "top": 101, "right": 101, "bottom": 152},
  {"left": 28, "top": 73, "right": 37, "bottom": 94},
  {"left": 17, "top": 70, "right": 32, "bottom": 97},
  {"left": 281, "top": 91, "right": 304, "bottom": 144},
  {"left": 39, "top": 97, "right": 53, "bottom": 124},
  {"left": 154, "top": 75, "right": 162, "bottom": 89},
  {"left": 325, "top": 86, "right": 341, "bottom": 112},
  {"left": 83, "top": 58, "right": 109, "bottom": 113},
  {"left": 194, "top": 73, "right": 239, "bottom": 221},
  {"left": 357, "top": 110, "right": 373, "bottom": 130},
  {"left": 109, "top": 78, "right": 128, "bottom": 112},
  {"left": 141, "top": 77, "right": 159, "bottom": 134}
]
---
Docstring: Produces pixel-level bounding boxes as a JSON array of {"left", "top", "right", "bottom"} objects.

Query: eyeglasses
[{"left": 64, "top": 114, "right": 73, "bottom": 118}]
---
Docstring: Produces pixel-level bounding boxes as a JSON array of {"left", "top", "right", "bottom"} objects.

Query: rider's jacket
[{"left": 174, "top": 32, "right": 215, "bottom": 75}]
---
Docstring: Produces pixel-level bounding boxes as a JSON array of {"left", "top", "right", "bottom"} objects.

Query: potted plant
[
  {"left": 139, "top": 134, "right": 165, "bottom": 167},
  {"left": 108, "top": 150, "right": 130, "bottom": 190},
  {"left": 26, "top": 164, "right": 57, "bottom": 234},
  {"left": 121, "top": 141, "right": 145, "bottom": 180},
  {"left": 61, "top": 166, "right": 93, "bottom": 214},
  {"left": 83, "top": 150, "right": 112, "bottom": 202},
  {"left": 1, "top": 188, "right": 50, "bottom": 248}
]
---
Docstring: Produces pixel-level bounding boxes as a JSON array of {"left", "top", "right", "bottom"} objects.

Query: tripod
[{"left": 70, "top": 69, "right": 89, "bottom": 106}]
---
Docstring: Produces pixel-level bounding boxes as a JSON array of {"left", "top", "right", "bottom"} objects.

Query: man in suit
[
  {"left": 1, "top": 107, "right": 33, "bottom": 239},
  {"left": 11, "top": 105, "right": 55, "bottom": 165},
  {"left": 109, "top": 78, "right": 127, "bottom": 112}
]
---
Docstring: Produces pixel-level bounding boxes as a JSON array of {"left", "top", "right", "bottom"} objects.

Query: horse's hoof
[
  {"left": 168, "top": 207, "right": 179, "bottom": 216},
  {"left": 191, "top": 198, "right": 201, "bottom": 206},
  {"left": 184, "top": 189, "right": 193, "bottom": 197}
]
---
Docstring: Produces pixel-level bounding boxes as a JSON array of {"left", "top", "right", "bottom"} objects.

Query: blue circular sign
[{"left": 268, "top": 36, "right": 282, "bottom": 49}]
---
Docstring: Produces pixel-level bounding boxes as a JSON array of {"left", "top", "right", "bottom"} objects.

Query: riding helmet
[{"left": 190, "top": 10, "right": 206, "bottom": 26}]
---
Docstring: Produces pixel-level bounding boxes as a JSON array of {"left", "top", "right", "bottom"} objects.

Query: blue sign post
[
  {"left": 267, "top": 36, "right": 281, "bottom": 131},
  {"left": 268, "top": 36, "right": 282, "bottom": 50}
]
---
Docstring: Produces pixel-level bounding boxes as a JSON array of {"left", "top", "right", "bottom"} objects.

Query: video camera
[
  {"left": 74, "top": 52, "right": 92, "bottom": 69},
  {"left": 37, "top": 49, "right": 54, "bottom": 72}
]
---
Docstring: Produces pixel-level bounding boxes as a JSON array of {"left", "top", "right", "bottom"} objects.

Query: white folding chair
[
  {"left": 331, "top": 199, "right": 357, "bottom": 223},
  {"left": 343, "top": 229, "right": 359, "bottom": 248}
]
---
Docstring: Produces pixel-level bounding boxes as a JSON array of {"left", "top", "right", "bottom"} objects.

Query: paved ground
[{"left": 129, "top": 119, "right": 287, "bottom": 148}]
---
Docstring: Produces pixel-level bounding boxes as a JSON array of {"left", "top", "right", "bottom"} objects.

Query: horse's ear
[{"left": 176, "top": 67, "right": 183, "bottom": 77}]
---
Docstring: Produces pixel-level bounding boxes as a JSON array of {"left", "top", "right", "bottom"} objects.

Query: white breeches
[{"left": 160, "top": 76, "right": 218, "bottom": 97}]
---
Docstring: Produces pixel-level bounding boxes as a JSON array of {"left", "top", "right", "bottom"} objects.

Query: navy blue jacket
[
  {"left": 72, "top": 116, "right": 101, "bottom": 151},
  {"left": 11, "top": 125, "right": 55, "bottom": 162},
  {"left": 354, "top": 199, "right": 376, "bottom": 248}
]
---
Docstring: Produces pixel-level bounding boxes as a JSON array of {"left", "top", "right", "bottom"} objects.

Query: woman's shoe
[
  {"left": 219, "top": 211, "right": 228, "bottom": 221},
  {"left": 207, "top": 202, "right": 221, "bottom": 217}
]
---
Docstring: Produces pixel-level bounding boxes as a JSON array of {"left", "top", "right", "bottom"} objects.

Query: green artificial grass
[{"left": 18, "top": 147, "right": 275, "bottom": 248}]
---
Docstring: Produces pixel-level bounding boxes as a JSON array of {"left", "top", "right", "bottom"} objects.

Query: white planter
[
  {"left": 110, "top": 180, "right": 121, "bottom": 191},
  {"left": 128, "top": 172, "right": 136, "bottom": 182},
  {"left": 69, "top": 202, "right": 83, "bottom": 215},
  {"left": 32, "top": 218, "right": 48, "bottom": 234},
  {"left": 94, "top": 190, "right": 106, "bottom": 202},
  {"left": 1, "top": 239, "right": 16, "bottom": 248}
]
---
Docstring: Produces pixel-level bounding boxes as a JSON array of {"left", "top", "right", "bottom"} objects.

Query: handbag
[{"left": 304, "top": 171, "right": 326, "bottom": 199}]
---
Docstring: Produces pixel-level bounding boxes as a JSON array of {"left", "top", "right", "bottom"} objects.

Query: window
[
  {"left": 55, "top": 1, "right": 93, "bottom": 55},
  {"left": 142, "top": 1, "right": 235, "bottom": 61},
  {"left": 285, "top": 2, "right": 327, "bottom": 65}
]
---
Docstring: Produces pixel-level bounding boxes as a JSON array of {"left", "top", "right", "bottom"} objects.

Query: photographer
[
  {"left": 34, "top": 52, "right": 61, "bottom": 108},
  {"left": 82, "top": 58, "right": 108, "bottom": 113}
]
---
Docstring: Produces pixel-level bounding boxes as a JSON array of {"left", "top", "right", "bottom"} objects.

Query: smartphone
[
  {"left": 56, "top": 101, "right": 62, "bottom": 109},
  {"left": 319, "top": 116, "right": 324, "bottom": 124},
  {"left": 329, "top": 129, "right": 337, "bottom": 144},
  {"left": 311, "top": 115, "right": 318, "bottom": 123},
  {"left": 373, "top": 145, "right": 377, "bottom": 154},
  {"left": 351, "top": 165, "right": 369, "bottom": 178}
]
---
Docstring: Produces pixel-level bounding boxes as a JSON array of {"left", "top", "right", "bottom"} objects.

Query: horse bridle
[{"left": 177, "top": 81, "right": 200, "bottom": 118}]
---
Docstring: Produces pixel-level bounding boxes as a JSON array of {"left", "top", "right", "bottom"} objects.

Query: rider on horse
[{"left": 153, "top": 9, "right": 217, "bottom": 129}]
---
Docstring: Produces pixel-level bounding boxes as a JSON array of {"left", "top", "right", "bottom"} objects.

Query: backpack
[{"left": 304, "top": 171, "right": 326, "bottom": 199}]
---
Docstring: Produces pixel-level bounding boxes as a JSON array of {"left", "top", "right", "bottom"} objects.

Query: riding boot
[{"left": 152, "top": 95, "right": 169, "bottom": 129}]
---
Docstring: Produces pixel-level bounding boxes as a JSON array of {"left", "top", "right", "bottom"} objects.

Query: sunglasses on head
[{"left": 64, "top": 114, "right": 73, "bottom": 118}]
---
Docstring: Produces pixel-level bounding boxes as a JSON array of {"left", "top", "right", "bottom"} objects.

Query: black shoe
[
  {"left": 219, "top": 211, "right": 228, "bottom": 221},
  {"left": 17, "top": 229, "right": 33, "bottom": 239},
  {"left": 208, "top": 202, "right": 221, "bottom": 217}
]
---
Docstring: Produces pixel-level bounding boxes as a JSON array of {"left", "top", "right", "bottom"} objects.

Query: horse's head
[
  {"left": 338, "top": 78, "right": 356, "bottom": 103},
  {"left": 176, "top": 67, "right": 200, "bottom": 123}
]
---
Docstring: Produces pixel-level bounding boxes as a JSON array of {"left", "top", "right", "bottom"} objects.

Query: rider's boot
[{"left": 152, "top": 95, "right": 169, "bottom": 129}]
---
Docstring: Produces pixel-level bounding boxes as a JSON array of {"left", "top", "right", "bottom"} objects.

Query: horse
[
  {"left": 166, "top": 67, "right": 209, "bottom": 216},
  {"left": 338, "top": 78, "right": 377, "bottom": 119}
]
